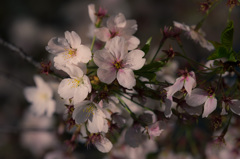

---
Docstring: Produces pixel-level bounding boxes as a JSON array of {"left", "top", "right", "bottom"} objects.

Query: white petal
[
  {"left": 73, "top": 85, "right": 89, "bottom": 105},
  {"left": 24, "top": 87, "right": 37, "bottom": 103},
  {"left": 95, "top": 27, "right": 110, "bottom": 42},
  {"left": 97, "top": 68, "right": 116, "bottom": 84},
  {"left": 93, "top": 49, "right": 115, "bottom": 69},
  {"left": 87, "top": 109, "right": 106, "bottom": 133},
  {"left": 124, "top": 49, "right": 145, "bottom": 70},
  {"left": 166, "top": 77, "right": 184, "bottom": 97},
  {"left": 114, "top": 13, "right": 126, "bottom": 28},
  {"left": 127, "top": 36, "right": 140, "bottom": 50},
  {"left": 88, "top": 4, "right": 96, "bottom": 23},
  {"left": 63, "top": 64, "right": 84, "bottom": 79},
  {"left": 46, "top": 100, "right": 56, "bottom": 117},
  {"left": 105, "top": 37, "right": 127, "bottom": 60},
  {"left": 173, "top": 21, "right": 190, "bottom": 32},
  {"left": 94, "top": 137, "right": 113, "bottom": 153},
  {"left": 230, "top": 100, "right": 240, "bottom": 115},
  {"left": 75, "top": 44, "right": 92, "bottom": 63},
  {"left": 185, "top": 88, "right": 208, "bottom": 107},
  {"left": 83, "top": 75, "right": 92, "bottom": 93},
  {"left": 65, "top": 31, "right": 81, "bottom": 48},
  {"left": 58, "top": 79, "right": 75, "bottom": 99},
  {"left": 184, "top": 76, "right": 196, "bottom": 96},
  {"left": 46, "top": 37, "right": 69, "bottom": 54},
  {"left": 34, "top": 75, "right": 52, "bottom": 97},
  {"left": 121, "top": 20, "right": 137, "bottom": 35},
  {"left": 117, "top": 68, "right": 136, "bottom": 89},
  {"left": 72, "top": 101, "right": 94, "bottom": 124},
  {"left": 202, "top": 97, "right": 217, "bottom": 118}
]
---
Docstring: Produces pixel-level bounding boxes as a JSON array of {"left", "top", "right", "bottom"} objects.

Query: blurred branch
[
  {"left": 0, "top": 37, "right": 41, "bottom": 69},
  {"left": 0, "top": 126, "right": 55, "bottom": 134}
]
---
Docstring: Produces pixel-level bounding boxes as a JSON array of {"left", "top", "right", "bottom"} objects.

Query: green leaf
[
  {"left": 221, "top": 21, "right": 234, "bottom": 49},
  {"left": 134, "top": 61, "right": 165, "bottom": 80},
  {"left": 208, "top": 46, "right": 228, "bottom": 60},
  {"left": 141, "top": 37, "right": 152, "bottom": 56}
]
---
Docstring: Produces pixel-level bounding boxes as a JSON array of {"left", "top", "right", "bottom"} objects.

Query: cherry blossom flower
[
  {"left": 88, "top": 4, "right": 107, "bottom": 26},
  {"left": 72, "top": 101, "right": 108, "bottom": 133},
  {"left": 94, "top": 13, "right": 140, "bottom": 50},
  {"left": 93, "top": 36, "right": 145, "bottom": 89},
  {"left": 147, "top": 121, "right": 163, "bottom": 139},
  {"left": 173, "top": 21, "right": 214, "bottom": 51},
  {"left": 165, "top": 70, "right": 196, "bottom": 97},
  {"left": 221, "top": 97, "right": 240, "bottom": 116},
  {"left": 185, "top": 88, "right": 217, "bottom": 118},
  {"left": 86, "top": 134, "right": 113, "bottom": 153},
  {"left": 46, "top": 31, "right": 91, "bottom": 70},
  {"left": 24, "top": 75, "right": 56, "bottom": 117},
  {"left": 58, "top": 65, "right": 91, "bottom": 105}
]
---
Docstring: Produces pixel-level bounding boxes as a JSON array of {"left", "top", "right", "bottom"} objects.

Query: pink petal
[
  {"left": 185, "top": 88, "right": 208, "bottom": 107},
  {"left": 114, "top": 13, "right": 126, "bottom": 28},
  {"left": 184, "top": 76, "right": 196, "bottom": 96},
  {"left": 93, "top": 49, "right": 114, "bottom": 69},
  {"left": 88, "top": 4, "right": 96, "bottom": 23},
  {"left": 202, "top": 97, "right": 217, "bottom": 118},
  {"left": 95, "top": 27, "right": 111, "bottom": 42},
  {"left": 126, "top": 36, "right": 140, "bottom": 50},
  {"left": 105, "top": 37, "right": 127, "bottom": 60},
  {"left": 97, "top": 68, "right": 116, "bottom": 84},
  {"left": 124, "top": 49, "right": 145, "bottom": 70},
  {"left": 117, "top": 68, "right": 136, "bottom": 89},
  {"left": 166, "top": 77, "right": 184, "bottom": 97},
  {"left": 65, "top": 31, "right": 81, "bottom": 48}
]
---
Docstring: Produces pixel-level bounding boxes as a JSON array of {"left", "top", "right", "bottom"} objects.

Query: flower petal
[
  {"left": 230, "top": 100, "right": 240, "bottom": 115},
  {"left": 105, "top": 36, "right": 127, "bottom": 60},
  {"left": 88, "top": 4, "right": 96, "bottom": 23},
  {"left": 87, "top": 109, "right": 106, "bottom": 133},
  {"left": 95, "top": 27, "right": 111, "bottom": 42},
  {"left": 93, "top": 49, "right": 114, "bottom": 69},
  {"left": 97, "top": 68, "right": 116, "bottom": 84},
  {"left": 73, "top": 85, "right": 89, "bottom": 105},
  {"left": 58, "top": 79, "right": 75, "bottom": 99},
  {"left": 46, "top": 37, "right": 69, "bottom": 54},
  {"left": 65, "top": 31, "right": 81, "bottom": 48},
  {"left": 124, "top": 49, "right": 145, "bottom": 70},
  {"left": 166, "top": 77, "right": 184, "bottom": 97},
  {"left": 173, "top": 21, "right": 191, "bottom": 32},
  {"left": 75, "top": 44, "right": 92, "bottom": 63},
  {"left": 114, "top": 13, "right": 126, "bottom": 28},
  {"left": 221, "top": 101, "right": 228, "bottom": 115},
  {"left": 184, "top": 76, "right": 196, "bottom": 96},
  {"left": 126, "top": 36, "right": 140, "bottom": 50},
  {"left": 72, "top": 101, "right": 94, "bottom": 124},
  {"left": 94, "top": 137, "right": 113, "bottom": 153},
  {"left": 117, "top": 68, "right": 136, "bottom": 89},
  {"left": 202, "top": 97, "right": 217, "bottom": 118},
  {"left": 185, "top": 88, "right": 208, "bottom": 107}
]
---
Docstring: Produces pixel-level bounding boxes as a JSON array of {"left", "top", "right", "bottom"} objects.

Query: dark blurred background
[{"left": 0, "top": 0, "right": 239, "bottom": 158}]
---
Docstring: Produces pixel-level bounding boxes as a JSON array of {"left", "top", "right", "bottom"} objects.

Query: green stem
[
  {"left": 90, "top": 36, "right": 96, "bottom": 52},
  {"left": 227, "top": 8, "right": 232, "bottom": 23},
  {"left": 151, "top": 37, "right": 166, "bottom": 63},
  {"left": 118, "top": 92, "right": 153, "bottom": 111},
  {"left": 195, "top": 0, "right": 223, "bottom": 31},
  {"left": 115, "top": 94, "right": 137, "bottom": 120},
  {"left": 177, "top": 52, "right": 208, "bottom": 69}
]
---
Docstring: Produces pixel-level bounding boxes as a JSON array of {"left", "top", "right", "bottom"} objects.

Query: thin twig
[{"left": 0, "top": 37, "right": 41, "bottom": 69}]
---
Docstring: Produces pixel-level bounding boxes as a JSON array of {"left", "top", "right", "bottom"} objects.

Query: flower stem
[
  {"left": 151, "top": 37, "right": 166, "bottom": 63},
  {"left": 90, "top": 35, "right": 96, "bottom": 52}
]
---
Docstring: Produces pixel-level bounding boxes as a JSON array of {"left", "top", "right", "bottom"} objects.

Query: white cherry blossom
[
  {"left": 58, "top": 65, "right": 91, "bottom": 105},
  {"left": 93, "top": 36, "right": 145, "bottom": 89},
  {"left": 24, "top": 75, "right": 56, "bottom": 117},
  {"left": 95, "top": 13, "right": 140, "bottom": 50},
  {"left": 46, "top": 31, "right": 91, "bottom": 70},
  {"left": 173, "top": 21, "right": 214, "bottom": 51},
  {"left": 72, "top": 101, "right": 108, "bottom": 133},
  {"left": 221, "top": 98, "right": 240, "bottom": 116}
]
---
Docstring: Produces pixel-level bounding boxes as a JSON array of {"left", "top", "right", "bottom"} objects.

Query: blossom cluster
[{"left": 21, "top": 1, "right": 240, "bottom": 159}]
